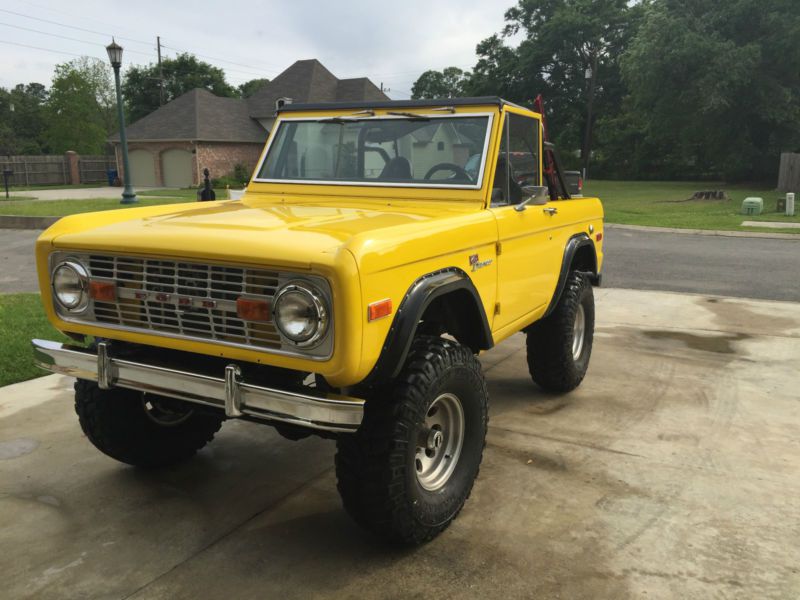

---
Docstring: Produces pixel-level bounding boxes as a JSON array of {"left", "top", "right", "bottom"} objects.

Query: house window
[{"left": 437, "top": 141, "right": 445, "bottom": 151}]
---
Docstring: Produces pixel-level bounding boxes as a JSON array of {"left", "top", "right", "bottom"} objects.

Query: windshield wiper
[
  {"left": 318, "top": 116, "right": 362, "bottom": 124},
  {"left": 386, "top": 111, "right": 430, "bottom": 121}
]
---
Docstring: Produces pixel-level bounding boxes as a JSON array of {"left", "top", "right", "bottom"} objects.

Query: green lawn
[
  {"left": 0, "top": 294, "right": 72, "bottom": 387},
  {"left": 9, "top": 183, "right": 107, "bottom": 191},
  {"left": 584, "top": 180, "right": 799, "bottom": 234},
  {"left": 0, "top": 196, "right": 195, "bottom": 217},
  {"left": 0, "top": 187, "right": 228, "bottom": 217}
]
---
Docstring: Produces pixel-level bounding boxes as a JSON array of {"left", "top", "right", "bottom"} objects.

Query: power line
[
  {"left": 0, "top": 38, "right": 102, "bottom": 60},
  {"left": 8, "top": 3, "right": 282, "bottom": 75},
  {"left": 158, "top": 44, "right": 272, "bottom": 79},
  {"left": 13, "top": 0, "right": 149, "bottom": 41},
  {"left": 0, "top": 21, "right": 153, "bottom": 57},
  {"left": 159, "top": 43, "right": 280, "bottom": 76},
  {"left": 0, "top": 8, "right": 151, "bottom": 46},
  {"left": 0, "top": 13, "right": 262, "bottom": 79}
]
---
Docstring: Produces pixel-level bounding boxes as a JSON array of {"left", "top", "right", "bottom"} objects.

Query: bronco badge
[{"left": 469, "top": 253, "right": 493, "bottom": 272}]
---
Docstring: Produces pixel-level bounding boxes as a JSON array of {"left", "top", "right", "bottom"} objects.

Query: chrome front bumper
[{"left": 31, "top": 339, "right": 364, "bottom": 433}]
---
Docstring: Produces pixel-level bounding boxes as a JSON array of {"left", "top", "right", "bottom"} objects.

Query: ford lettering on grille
[{"left": 86, "top": 255, "right": 283, "bottom": 351}]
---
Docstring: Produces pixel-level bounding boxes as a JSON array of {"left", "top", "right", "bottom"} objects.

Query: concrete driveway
[{"left": 2, "top": 288, "right": 799, "bottom": 599}]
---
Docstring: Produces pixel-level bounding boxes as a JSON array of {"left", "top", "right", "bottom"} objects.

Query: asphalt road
[
  {"left": 0, "top": 229, "right": 39, "bottom": 294},
  {"left": 602, "top": 226, "right": 800, "bottom": 302},
  {"left": 1, "top": 227, "right": 799, "bottom": 301}
]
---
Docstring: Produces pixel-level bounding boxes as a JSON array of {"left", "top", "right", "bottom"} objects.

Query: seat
[
  {"left": 378, "top": 157, "right": 412, "bottom": 180},
  {"left": 492, "top": 156, "right": 524, "bottom": 205}
]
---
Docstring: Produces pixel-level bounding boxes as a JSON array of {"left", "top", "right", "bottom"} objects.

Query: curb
[
  {"left": 0, "top": 215, "right": 60, "bottom": 230},
  {"left": 605, "top": 223, "right": 799, "bottom": 240}
]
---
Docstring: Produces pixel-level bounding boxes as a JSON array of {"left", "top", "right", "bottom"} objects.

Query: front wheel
[
  {"left": 526, "top": 270, "right": 595, "bottom": 393},
  {"left": 74, "top": 380, "right": 223, "bottom": 468},
  {"left": 335, "top": 336, "right": 488, "bottom": 545}
]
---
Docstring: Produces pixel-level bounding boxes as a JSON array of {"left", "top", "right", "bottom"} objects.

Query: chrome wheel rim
[
  {"left": 143, "top": 395, "right": 194, "bottom": 426},
  {"left": 415, "top": 393, "right": 465, "bottom": 491},
  {"left": 572, "top": 304, "right": 586, "bottom": 361}
]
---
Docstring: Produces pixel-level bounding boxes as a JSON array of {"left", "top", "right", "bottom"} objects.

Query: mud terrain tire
[
  {"left": 526, "top": 270, "right": 594, "bottom": 393},
  {"left": 335, "top": 336, "right": 488, "bottom": 545},
  {"left": 74, "top": 380, "right": 223, "bottom": 468}
]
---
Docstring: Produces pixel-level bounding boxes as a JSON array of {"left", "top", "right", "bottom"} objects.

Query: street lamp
[
  {"left": 106, "top": 39, "right": 138, "bottom": 204},
  {"left": 581, "top": 55, "right": 599, "bottom": 182}
]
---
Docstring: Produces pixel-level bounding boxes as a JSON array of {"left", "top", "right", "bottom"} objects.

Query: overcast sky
[{"left": 0, "top": 0, "right": 519, "bottom": 98}]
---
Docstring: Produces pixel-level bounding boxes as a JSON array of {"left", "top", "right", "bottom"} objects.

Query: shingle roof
[
  {"left": 335, "top": 78, "right": 388, "bottom": 102},
  {"left": 110, "top": 89, "right": 266, "bottom": 143},
  {"left": 247, "top": 60, "right": 389, "bottom": 118},
  {"left": 112, "top": 60, "right": 390, "bottom": 143}
]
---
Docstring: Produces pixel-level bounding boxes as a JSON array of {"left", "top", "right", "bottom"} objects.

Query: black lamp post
[
  {"left": 106, "top": 39, "right": 138, "bottom": 204},
  {"left": 581, "top": 54, "right": 598, "bottom": 182}
]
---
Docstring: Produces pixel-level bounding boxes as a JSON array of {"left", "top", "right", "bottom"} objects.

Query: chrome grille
[{"left": 87, "top": 255, "right": 282, "bottom": 350}]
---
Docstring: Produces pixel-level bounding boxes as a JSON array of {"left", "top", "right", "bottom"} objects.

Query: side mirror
[{"left": 514, "top": 185, "right": 549, "bottom": 212}]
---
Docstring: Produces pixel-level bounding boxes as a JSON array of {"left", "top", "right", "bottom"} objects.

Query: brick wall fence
[{"left": 196, "top": 142, "right": 263, "bottom": 183}]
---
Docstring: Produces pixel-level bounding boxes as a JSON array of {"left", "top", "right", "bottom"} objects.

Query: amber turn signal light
[
  {"left": 88, "top": 280, "right": 116, "bottom": 302},
  {"left": 368, "top": 298, "right": 392, "bottom": 321},
  {"left": 596, "top": 232, "right": 603, "bottom": 242},
  {"left": 237, "top": 297, "right": 270, "bottom": 322}
]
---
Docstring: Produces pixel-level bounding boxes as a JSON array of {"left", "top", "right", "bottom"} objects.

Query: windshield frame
[{"left": 251, "top": 112, "right": 495, "bottom": 190}]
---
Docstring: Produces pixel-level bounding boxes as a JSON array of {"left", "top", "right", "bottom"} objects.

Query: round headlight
[
  {"left": 273, "top": 283, "right": 328, "bottom": 346},
  {"left": 52, "top": 261, "right": 88, "bottom": 311}
]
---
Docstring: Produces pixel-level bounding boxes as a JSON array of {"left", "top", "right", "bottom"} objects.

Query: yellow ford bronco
[{"left": 32, "top": 96, "right": 603, "bottom": 544}]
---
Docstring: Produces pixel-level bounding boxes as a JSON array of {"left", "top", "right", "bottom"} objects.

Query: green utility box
[{"left": 741, "top": 197, "right": 763, "bottom": 215}]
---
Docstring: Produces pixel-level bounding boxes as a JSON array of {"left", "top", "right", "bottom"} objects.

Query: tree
[
  {"left": 0, "top": 83, "right": 49, "bottom": 155},
  {"left": 620, "top": 0, "right": 800, "bottom": 180},
  {"left": 467, "top": 35, "right": 529, "bottom": 101},
  {"left": 238, "top": 78, "right": 270, "bottom": 98},
  {"left": 123, "top": 53, "right": 237, "bottom": 122},
  {"left": 468, "top": 0, "right": 641, "bottom": 161},
  {"left": 46, "top": 58, "right": 115, "bottom": 154},
  {"left": 411, "top": 67, "right": 470, "bottom": 99},
  {"left": 0, "top": 88, "right": 14, "bottom": 155}
]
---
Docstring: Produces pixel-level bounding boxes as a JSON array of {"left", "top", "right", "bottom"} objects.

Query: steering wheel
[{"left": 424, "top": 163, "right": 472, "bottom": 182}]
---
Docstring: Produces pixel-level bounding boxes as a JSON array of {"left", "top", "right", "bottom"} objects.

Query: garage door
[
  {"left": 162, "top": 149, "right": 194, "bottom": 188},
  {"left": 128, "top": 150, "right": 157, "bottom": 187}
]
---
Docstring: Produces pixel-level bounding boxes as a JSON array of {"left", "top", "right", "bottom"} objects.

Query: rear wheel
[
  {"left": 335, "top": 336, "right": 488, "bottom": 544},
  {"left": 74, "top": 380, "right": 223, "bottom": 468},
  {"left": 526, "top": 270, "right": 595, "bottom": 393}
]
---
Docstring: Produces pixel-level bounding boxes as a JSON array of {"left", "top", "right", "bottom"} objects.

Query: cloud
[{"left": 0, "top": 0, "right": 513, "bottom": 97}]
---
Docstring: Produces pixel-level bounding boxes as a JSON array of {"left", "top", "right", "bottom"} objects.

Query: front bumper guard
[{"left": 31, "top": 339, "right": 364, "bottom": 433}]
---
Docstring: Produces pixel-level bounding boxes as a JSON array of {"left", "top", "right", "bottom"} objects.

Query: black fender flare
[
  {"left": 363, "top": 268, "right": 493, "bottom": 385},
  {"left": 543, "top": 233, "right": 599, "bottom": 318}
]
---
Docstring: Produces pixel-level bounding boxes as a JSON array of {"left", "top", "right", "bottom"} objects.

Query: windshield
[{"left": 255, "top": 115, "right": 492, "bottom": 188}]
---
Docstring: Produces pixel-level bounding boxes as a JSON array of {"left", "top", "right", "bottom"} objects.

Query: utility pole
[
  {"left": 581, "top": 52, "right": 599, "bottom": 181},
  {"left": 157, "top": 36, "right": 165, "bottom": 106},
  {"left": 380, "top": 82, "right": 390, "bottom": 94}
]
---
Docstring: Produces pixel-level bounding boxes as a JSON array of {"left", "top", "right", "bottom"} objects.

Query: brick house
[{"left": 111, "top": 59, "right": 389, "bottom": 188}]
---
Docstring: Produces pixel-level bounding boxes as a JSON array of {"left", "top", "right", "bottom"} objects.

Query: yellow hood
[{"left": 45, "top": 195, "right": 487, "bottom": 270}]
